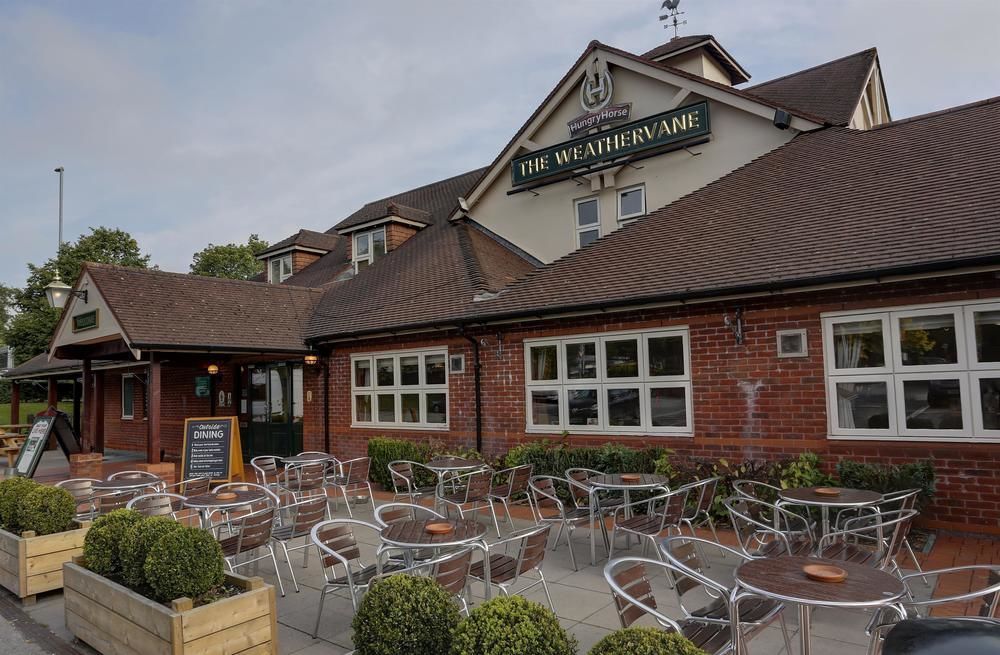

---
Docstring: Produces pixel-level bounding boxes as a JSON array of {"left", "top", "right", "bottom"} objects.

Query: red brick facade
[{"left": 314, "top": 272, "right": 1000, "bottom": 534}]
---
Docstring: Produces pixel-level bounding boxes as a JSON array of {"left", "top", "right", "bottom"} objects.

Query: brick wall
[
  {"left": 291, "top": 251, "right": 322, "bottom": 273},
  {"left": 319, "top": 272, "right": 1000, "bottom": 533}
]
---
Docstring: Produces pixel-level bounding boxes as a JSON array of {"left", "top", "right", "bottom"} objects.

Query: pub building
[{"left": 6, "top": 34, "right": 1000, "bottom": 534}]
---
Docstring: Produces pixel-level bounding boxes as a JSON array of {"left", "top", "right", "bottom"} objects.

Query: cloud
[{"left": 1, "top": 0, "right": 998, "bottom": 287}]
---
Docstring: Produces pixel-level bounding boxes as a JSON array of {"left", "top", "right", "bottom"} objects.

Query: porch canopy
[{"left": 43, "top": 263, "right": 323, "bottom": 463}]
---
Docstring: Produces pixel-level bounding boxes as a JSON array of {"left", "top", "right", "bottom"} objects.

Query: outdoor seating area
[{"left": 5, "top": 453, "right": 996, "bottom": 655}]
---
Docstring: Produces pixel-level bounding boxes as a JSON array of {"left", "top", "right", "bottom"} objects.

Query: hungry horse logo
[{"left": 580, "top": 64, "right": 614, "bottom": 113}]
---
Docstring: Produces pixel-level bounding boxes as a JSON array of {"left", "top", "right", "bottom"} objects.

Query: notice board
[
  {"left": 14, "top": 410, "right": 80, "bottom": 478},
  {"left": 180, "top": 417, "right": 245, "bottom": 483}
]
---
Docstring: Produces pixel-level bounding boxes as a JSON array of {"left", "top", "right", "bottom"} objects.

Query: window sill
[
  {"left": 351, "top": 424, "right": 449, "bottom": 431},
  {"left": 827, "top": 434, "right": 1000, "bottom": 444},
  {"left": 525, "top": 427, "right": 693, "bottom": 438}
]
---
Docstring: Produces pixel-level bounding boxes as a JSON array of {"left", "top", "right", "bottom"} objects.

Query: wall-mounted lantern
[
  {"left": 304, "top": 354, "right": 319, "bottom": 366},
  {"left": 44, "top": 272, "right": 87, "bottom": 309},
  {"left": 207, "top": 364, "right": 220, "bottom": 376}
]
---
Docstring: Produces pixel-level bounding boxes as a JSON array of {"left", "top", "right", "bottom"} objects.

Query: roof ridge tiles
[{"left": 85, "top": 262, "right": 324, "bottom": 293}]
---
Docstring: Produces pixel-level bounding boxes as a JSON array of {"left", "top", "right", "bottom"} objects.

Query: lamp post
[{"left": 54, "top": 167, "right": 64, "bottom": 248}]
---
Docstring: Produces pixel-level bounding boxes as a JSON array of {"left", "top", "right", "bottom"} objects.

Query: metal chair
[
  {"left": 108, "top": 470, "right": 165, "bottom": 491},
  {"left": 281, "top": 461, "right": 329, "bottom": 503},
  {"left": 732, "top": 479, "right": 782, "bottom": 504},
  {"left": 372, "top": 547, "right": 475, "bottom": 615},
  {"left": 270, "top": 496, "right": 329, "bottom": 593},
  {"left": 251, "top": 456, "right": 283, "bottom": 489},
  {"left": 723, "top": 496, "right": 814, "bottom": 559},
  {"left": 208, "top": 482, "right": 281, "bottom": 535},
  {"left": 468, "top": 523, "right": 554, "bottom": 611},
  {"left": 604, "top": 556, "right": 736, "bottom": 654},
  {"left": 436, "top": 468, "right": 500, "bottom": 536},
  {"left": 818, "top": 509, "right": 919, "bottom": 572},
  {"left": 662, "top": 535, "right": 794, "bottom": 654},
  {"left": 566, "top": 466, "right": 625, "bottom": 516},
  {"left": 680, "top": 476, "right": 722, "bottom": 544},
  {"left": 95, "top": 489, "right": 143, "bottom": 516},
  {"left": 388, "top": 460, "right": 437, "bottom": 504},
  {"left": 487, "top": 464, "right": 534, "bottom": 532},
  {"left": 55, "top": 478, "right": 100, "bottom": 521},
  {"left": 126, "top": 491, "right": 184, "bottom": 517},
  {"left": 162, "top": 476, "right": 211, "bottom": 497},
  {"left": 326, "top": 457, "right": 376, "bottom": 518},
  {"left": 310, "top": 518, "right": 405, "bottom": 633},
  {"left": 373, "top": 502, "right": 446, "bottom": 564},
  {"left": 867, "top": 565, "right": 1000, "bottom": 655},
  {"left": 219, "top": 506, "right": 285, "bottom": 596},
  {"left": 837, "top": 489, "right": 928, "bottom": 584},
  {"left": 608, "top": 486, "right": 690, "bottom": 560},
  {"left": 528, "top": 475, "right": 602, "bottom": 571}
]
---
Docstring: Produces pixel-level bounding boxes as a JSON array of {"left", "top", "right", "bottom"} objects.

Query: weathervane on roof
[{"left": 659, "top": 0, "right": 686, "bottom": 38}]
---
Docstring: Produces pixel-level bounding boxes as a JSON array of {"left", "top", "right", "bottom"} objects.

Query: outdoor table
[
  {"left": 92, "top": 477, "right": 163, "bottom": 493},
  {"left": 184, "top": 489, "right": 267, "bottom": 530},
  {"left": 882, "top": 618, "right": 1000, "bottom": 655},
  {"left": 779, "top": 486, "right": 882, "bottom": 537},
  {"left": 280, "top": 453, "right": 336, "bottom": 465},
  {"left": 584, "top": 473, "right": 671, "bottom": 565},
  {"left": 424, "top": 456, "right": 486, "bottom": 489},
  {"left": 733, "top": 555, "right": 906, "bottom": 655},
  {"left": 379, "top": 518, "right": 491, "bottom": 598}
]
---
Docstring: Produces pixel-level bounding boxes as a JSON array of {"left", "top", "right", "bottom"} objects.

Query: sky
[{"left": 2, "top": 0, "right": 999, "bottom": 287}]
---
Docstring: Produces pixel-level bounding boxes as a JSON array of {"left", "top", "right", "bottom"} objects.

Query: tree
[
  {"left": 5, "top": 227, "right": 150, "bottom": 365},
  {"left": 190, "top": 234, "right": 268, "bottom": 280}
]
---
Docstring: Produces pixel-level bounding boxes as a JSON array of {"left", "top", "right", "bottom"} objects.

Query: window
[
  {"left": 122, "top": 375, "right": 135, "bottom": 419},
  {"left": 574, "top": 197, "right": 600, "bottom": 248},
  {"left": 524, "top": 328, "right": 692, "bottom": 435},
  {"left": 353, "top": 228, "right": 387, "bottom": 271},
  {"left": 268, "top": 255, "right": 292, "bottom": 283},
  {"left": 617, "top": 185, "right": 645, "bottom": 222},
  {"left": 777, "top": 329, "right": 808, "bottom": 358},
  {"left": 351, "top": 348, "right": 448, "bottom": 429},
  {"left": 823, "top": 299, "right": 1000, "bottom": 441}
]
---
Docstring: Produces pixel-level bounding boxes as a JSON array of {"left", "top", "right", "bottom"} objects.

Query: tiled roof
[
  {"left": 641, "top": 34, "right": 751, "bottom": 84},
  {"left": 281, "top": 246, "right": 352, "bottom": 288},
  {"left": 82, "top": 264, "right": 324, "bottom": 353},
  {"left": 748, "top": 49, "right": 879, "bottom": 126},
  {"left": 463, "top": 97, "right": 1000, "bottom": 321},
  {"left": 332, "top": 169, "right": 486, "bottom": 232},
  {"left": 256, "top": 229, "right": 343, "bottom": 257},
  {"left": 3, "top": 353, "right": 82, "bottom": 380}
]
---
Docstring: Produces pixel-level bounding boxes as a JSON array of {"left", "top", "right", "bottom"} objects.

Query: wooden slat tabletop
[
  {"left": 380, "top": 519, "right": 486, "bottom": 547},
  {"left": 588, "top": 473, "right": 670, "bottom": 489},
  {"left": 780, "top": 487, "right": 882, "bottom": 507},
  {"left": 184, "top": 489, "right": 266, "bottom": 509},
  {"left": 736, "top": 555, "right": 905, "bottom": 607}
]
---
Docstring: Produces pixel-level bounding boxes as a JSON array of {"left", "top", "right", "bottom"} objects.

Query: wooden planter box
[
  {"left": 64, "top": 558, "right": 278, "bottom": 655},
  {"left": 0, "top": 520, "right": 90, "bottom": 604}
]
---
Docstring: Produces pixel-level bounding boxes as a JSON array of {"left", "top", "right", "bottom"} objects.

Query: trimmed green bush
[
  {"left": 120, "top": 516, "right": 184, "bottom": 589},
  {"left": 368, "top": 438, "right": 429, "bottom": 490},
  {"left": 83, "top": 509, "right": 144, "bottom": 579},
  {"left": 15, "top": 485, "right": 76, "bottom": 536},
  {"left": 836, "top": 459, "right": 935, "bottom": 508},
  {"left": 450, "top": 596, "right": 576, "bottom": 655},
  {"left": 0, "top": 477, "right": 40, "bottom": 534},
  {"left": 589, "top": 628, "right": 707, "bottom": 655},
  {"left": 353, "top": 574, "right": 461, "bottom": 655},
  {"left": 143, "top": 525, "right": 224, "bottom": 603}
]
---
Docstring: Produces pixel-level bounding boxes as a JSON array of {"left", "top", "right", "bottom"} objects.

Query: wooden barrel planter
[
  {"left": 0, "top": 520, "right": 90, "bottom": 604},
  {"left": 64, "top": 558, "right": 278, "bottom": 655}
]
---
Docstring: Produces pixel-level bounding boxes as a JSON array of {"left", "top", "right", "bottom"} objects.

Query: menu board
[
  {"left": 180, "top": 417, "right": 244, "bottom": 483},
  {"left": 12, "top": 411, "right": 79, "bottom": 478}
]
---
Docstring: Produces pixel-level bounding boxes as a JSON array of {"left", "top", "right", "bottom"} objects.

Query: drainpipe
[
  {"left": 459, "top": 327, "right": 483, "bottom": 454},
  {"left": 322, "top": 350, "right": 331, "bottom": 455}
]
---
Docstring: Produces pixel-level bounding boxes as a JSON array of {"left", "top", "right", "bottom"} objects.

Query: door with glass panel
[{"left": 246, "top": 363, "right": 303, "bottom": 458}]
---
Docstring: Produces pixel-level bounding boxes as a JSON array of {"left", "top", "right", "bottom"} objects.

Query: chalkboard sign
[
  {"left": 181, "top": 417, "right": 245, "bottom": 483},
  {"left": 13, "top": 410, "right": 80, "bottom": 478}
]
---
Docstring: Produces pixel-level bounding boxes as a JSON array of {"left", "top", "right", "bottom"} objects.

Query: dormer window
[
  {"left": 269, "top": 255, "right": 292, "bottom": 283},
  {"left": 353, "top": 228, "right": 386, "bottom": 272}
]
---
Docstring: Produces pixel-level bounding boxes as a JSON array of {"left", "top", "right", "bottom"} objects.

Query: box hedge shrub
[
  {"left": 119, "top": 516, "right": 184, "bottom": 589},
  {"left": 83, "top": 509, "right": 145, "bottom": 580},
  {"left": 450, "top": 595, "right": 576, "bottom": 655},
  {"left": 0, "top": 477, "right": 40, "bottom": 534},
  {"left": 143, "top": 525, "right": 225, "bottom": 603},
  {"left": 353, "top": 574, "right": 461, "bottom": 655},
  {"left": 589, "top": 627, "right": 706, "bottom": 655},
  {"left": 15, "top": 484, "right": 76, "bottom": 536}
]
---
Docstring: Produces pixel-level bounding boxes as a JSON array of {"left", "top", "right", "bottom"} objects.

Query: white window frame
[
  {"left": 573, "top": 196, "right": 601, "bottom": 249},
  {"left": 776, "top": 328, "right": 808, "bottom": 358},
  {"left": 351, "top": 347, "right": 448, "bottom": 430},
  {"left": 524, "top": 327, "right": 692, "bottom": 436},
  {"left": 617, "top": 184, "right": 646, "bottom": 223},
  {"left": 353, "top": 227, "right": 386, "bottom": 272},
  {"left": 823, "top": 297, "right": 1000, "bottom": 442},
  {"left": 268, "top": 254, "right": 292, "bottom": 283},
  {"left": 121, "top": 375, "right": 135, "bottom": 420}
]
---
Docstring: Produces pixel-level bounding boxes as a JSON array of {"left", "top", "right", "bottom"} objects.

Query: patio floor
[{"left": 6, "top": 489, "right": 997, "bottom": 655}]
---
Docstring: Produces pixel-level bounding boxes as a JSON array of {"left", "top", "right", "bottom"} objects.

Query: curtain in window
[{"left": 835, "top": 334, "right": 863, "bottom": 428}]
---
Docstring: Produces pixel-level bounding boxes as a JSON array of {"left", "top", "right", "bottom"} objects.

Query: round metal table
[
  {"left": 184, "top": 489, "right": 268, "bottom": 529},
  {"left": 379, "top": 518, "right": 491, "bottom": 597},
  {"left": 280, "top": 454, "right": 335, "bottom": 465},
  {"left": 779, "top": 486, "right": 882, "bottom": 537},
  {"left": 584, "top": 473, "right": 671, "bottom": 565},
  {"left": 734, "top": 555, "right": 906, "bottom": 655},
  {"left": 92, "top": 477, "right": 162, "bottom": 492}
]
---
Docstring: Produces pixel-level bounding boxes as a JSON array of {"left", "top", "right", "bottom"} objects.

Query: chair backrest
[
  {"left": 724, "top": 496, "right": 813, "bottom": 557},
  {"left": 389, "top": 460, "right": 416, "bottom": 493},
  {"left": 97, "top": 489, "right": 140, "bottom": 515},
  {"left": 648, "top": 485, "right": 691, "bottom": 526},
  {"left": 109, "top": 470, "right": 161, "bottom": 483},
  {"left": 685, "top": 476, "right": 720, "bottom": 518},
  {"left": 431, "top": 548, "right": 474, "bottom": 597},
  {"left": 285, "top": 461, "right": 327, "bottom": 491},
  {"left": 338, "top": 457, "right": 371, "bottom": 485},
  {"left": 881, "top": 488, "right": 921, "bottom": 513},
  {"left": 826, "top": 509, "right": 918, "bottom": 568},
  {"left": 228, "top": 507, "right": 276, "bottom": 556},
  {"left": 311, "top": 519, "right": 373, "bottom": 581},
  {"left": 732, "top": 479, "right": 781, "bottom": 503},
  {"left": 180, "top": 477, "right": 211, "bottom": 496},
  {"left": 285, "top": 496, "right": 328, "bottom": 538},
  {"left": 374, "top": 502, "right": 444, "bottom": 527},
  {"left": 455, "top": 468, "right": 492, "bottom": 503},
  {"left": 492, "top": 464, "right": 533, "bottom": 498},
  {"left": 662, "top": 536, "right": 746, "bottom": 617},
  {"left": 250, "top": 456, "right": 281, "bottom": 485},
  {"left": 566, "top": 468, "right": 600, "bottom": 506},
  {"left": 528, "top": 476, "right": 568, "bottom": 518},
  {"left": 56, "top": 478, "right": 98, "bottom": 500},
  {"left": 515, "top": 524, "right": 551, "bottom": 575},
  {"left": 126, "top": 492, "right": 186, "bottom": 518},
  {"left": 604, "top": 558, "right": 671, "bottom": 630}
]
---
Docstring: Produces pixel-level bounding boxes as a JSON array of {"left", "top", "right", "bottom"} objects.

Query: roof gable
[
  {"left": 256, "top": 230, "right": 343, "bottom": 258},
  {"left": 641, "top": 34, "right": 751, "bottom": 84}
]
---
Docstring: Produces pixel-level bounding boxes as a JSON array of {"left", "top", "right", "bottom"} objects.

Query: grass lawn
[{"left": 0, "top": 402, "right": 74, "bottom": 425}]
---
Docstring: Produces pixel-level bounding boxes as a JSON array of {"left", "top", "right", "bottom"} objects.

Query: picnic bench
[{"left": 0, "top": 436, "right": 25, "bottom": 467}]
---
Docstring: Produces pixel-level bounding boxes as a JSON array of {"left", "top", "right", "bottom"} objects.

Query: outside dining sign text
[{"left": 511, "top": 101, "right": 710, "bottom": 186}]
